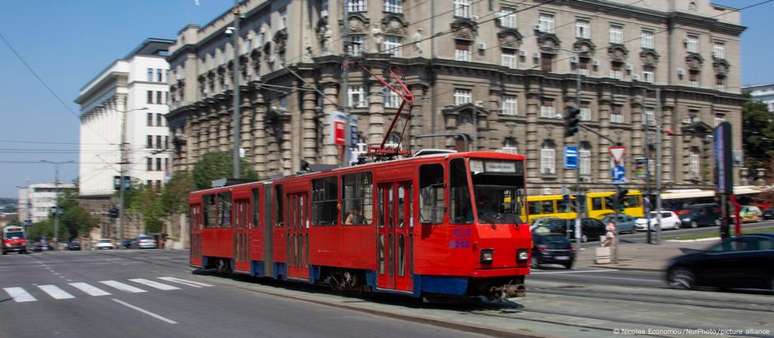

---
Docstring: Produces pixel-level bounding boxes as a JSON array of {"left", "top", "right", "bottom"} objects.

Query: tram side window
[
  {"left": 342, "top": 172, "right": 372, "bottom": 225},
  {"left": 312, "top": 177, "right": 339, "bottom": 225},
  {"left": 623, "top": 196, "right": 641, "bottom": 208},
  {"left": 592, "top": 197, "right": 604, "bottom": 210},
  {"left": 557, "top": 198, "right": 575, "bottom": 213},
  {"left": 275, "top": 185, "right": 284, "bottom": 227},
  {"left": 450, "top": 159, "right": 473, "bottom": 224},
  {"left": 419, "top": 164, "right": 445, "bottom": 224},
  {"left": 528, "top": 201, "right": 554, "bottom": 215},
  {"left": 203, "top": 195, "right": 218, "bottom": 227},
  {"left": 218, "top": 192, "right": 232, "bottom": 227},
  {"left": 252, "top": 188, "right": 260, "bottom": 228}
]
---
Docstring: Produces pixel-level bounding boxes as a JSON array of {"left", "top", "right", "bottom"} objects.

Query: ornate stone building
[{"left": 166, "top": 0, "right": 746, "bottom": 194}]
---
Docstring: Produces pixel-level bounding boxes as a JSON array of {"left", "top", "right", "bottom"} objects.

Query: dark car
[
  {"left": 32, "top": 240, "right": 54, "bottom": 252},
  {"left": 531, "top": 231, "right": 575, "bottom": 269},
  {"left": 763, "top": 208, "right": 774, "bottom": 220},
  {"left": 680, "top": 203, "right": 720, "bottom": 228},
  {"left": 600, "top": 214, "right": 637, "bottom": 234},
  {"left": 67, "top": 240, "right": 81, "bottom": 251},
  {"left": 121, "top": 239, "right": 134, "bottom": 249},
  {"left": 665, "top": 234, "right": 774, "bottom": 290},
  {"left": 532, "top": 218, "right": 606, "bottom": 242}
]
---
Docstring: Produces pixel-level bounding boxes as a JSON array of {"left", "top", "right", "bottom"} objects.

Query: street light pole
[
  {"left": 40, "top": 160, "right": 74, "bottom": 244},
  {"left": 116, "top": 106, "right": 148, "bottom": 242},
  {"left": 230, "top": 0, "right": 242, "bottom": 179}
]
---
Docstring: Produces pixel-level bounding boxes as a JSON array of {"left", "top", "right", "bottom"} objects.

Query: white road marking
[
  {"left": 99, "top": 280, "right": 146, "bottom": 293},
  {"left": 69, "top": 282, "right": 111, "bottom": 296},
  {"left": 531, "top": 269, "right": 619, "bottom": 275},
  {"left": 37, "top": 285, "right": 75, "bottom": 300},
  {"left": 111, "top": 298, "right": 178, "bottom": 324},
  {"left": 129, "top": 279, "right": 180, "bottom": 291},
  {"left": 3, "top": 287, "right": 36, "bottom": 303},
  {"left": 158, "top": 277, "right": 213, "bottom": 288}
]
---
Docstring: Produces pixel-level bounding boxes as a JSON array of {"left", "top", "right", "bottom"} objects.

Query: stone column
[
  {"left": 598, "top": 90, "right": 612, "bottom": 182},
  {"left": 368, "top": 67, "right": 386, "bottom": 146},
  {"left": 219, "top": 107, "right": 230, "bottom": 153},
  {"left": 240, "top": 91, "right": 252, "bottom": 171},
  {"left": 661, "top": 101, "right": 674, "bottom": 183},
  {"left": 320, "top": 82, "right": 339, "bottom": 165},
  {"left": 302, "top": 89, "right": 318, "bottom": 164},
  {"left": 252, "top": 93, "right": 268, "bottom": 178},
  {"left": 525, "top": 89, "right": 540, "bottom": 179},
  {"left": 281, "top": 114, "right": 293, "bottom": 174},
  {"left": 630, "top": 92, "right": 644, "bottom": 183}
]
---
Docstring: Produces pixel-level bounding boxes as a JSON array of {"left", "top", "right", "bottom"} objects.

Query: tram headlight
[
  {"left": 517, "top": 249, "right": 529, "bottom": 262},
  {"left": 480, "top": 249, "right": 494, "bottom": 264}
]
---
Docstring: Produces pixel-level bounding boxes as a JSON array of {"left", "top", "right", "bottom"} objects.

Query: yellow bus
[{"left": 523, "top": 190, "right": 644, "bottom": 223}]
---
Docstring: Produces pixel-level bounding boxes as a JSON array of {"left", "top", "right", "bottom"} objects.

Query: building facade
[
  {"left": 76, "top": 38, "right": 175, "bottom": 198},
  {"left": 166, "top": 0, "right": 746, "bottom": 194},
  {"left": 743, "top": 83, "right": 774, "bottom": 112},
  {"left": 17, "top": 183, "right": 76, "bottom": 223}
]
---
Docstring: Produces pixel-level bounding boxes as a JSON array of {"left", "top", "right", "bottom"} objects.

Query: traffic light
[
  {"left": 109, "top": 207, "right": 119, "bottom": 219},
  {"left": 564, "top": 106, "right": 581, "bottom": 137},
  {"left": 611, "top": 189, "right": 629, "bottom": 213}
]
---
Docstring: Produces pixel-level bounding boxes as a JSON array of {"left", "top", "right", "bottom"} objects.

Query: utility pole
[
  {"left": 654, "top": 88, "right": 663, "bottom": 244},
  {"left": 574, "top": 62, "right": 582, "bottom": 252},
  {"left": 643, "top": 88, "right": 652, "bottom": 245},
  {"left": 230, "top": 0, "right": 242, "bottom": 178},
  {"left": 116, "top": 106, "right": 147, "bottom": 242},
  {"left": 341, "top": 0, "right": 350, "bottom": 164},
  {"left": 41, "top": 160, "right": 73, "bottom": 244}
]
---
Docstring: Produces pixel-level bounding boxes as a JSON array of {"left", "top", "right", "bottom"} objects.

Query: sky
[{"left": 0, "top": 0, "right": 772, "bottom": 198}]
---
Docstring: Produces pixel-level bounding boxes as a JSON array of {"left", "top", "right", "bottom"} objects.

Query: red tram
[{"left": 189, "top": 151, "right": 531, "bottom": 299}]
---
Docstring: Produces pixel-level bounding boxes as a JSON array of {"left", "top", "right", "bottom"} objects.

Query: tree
[
  {"left": 128, "top": 185, "right": 164, "bottom": 234},
  {"left": 160, "top": 171, "right": 195, "bottom": 217},
  {"left": 742, "top": 97, "right": 774, "bottom": 179},
  {"left": 192, "top": 151, "right": 257, "bottom": 190},
  {"left": 57, "top": 191, "right": 99, "bottom": 240},
  {"left": 28, "top": 220, "right": 54, "bottom": 241}
]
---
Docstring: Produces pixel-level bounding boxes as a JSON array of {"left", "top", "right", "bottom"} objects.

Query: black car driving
[
  {"left": 763, "top": 208, "right": 774, "bottom": 220},
  {"left": 679, "top": 203, "right": 720, "bottom": 228},
  {"left": 666, "top": 234, "right": 774, "bottom": 290},
  {"left": 532, "top": 218, "right": 607, "bottom": 242},
  {"left": 531, "top": 230, "right": 575, "bottom": 269}
]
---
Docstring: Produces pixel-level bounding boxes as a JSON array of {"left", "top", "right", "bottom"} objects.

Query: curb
[
  {"left": 664, "top": 237, "right": 719, "bottom": 243},
  {"left": 586, "top": 264, "right": 664, "bottom": 272}
]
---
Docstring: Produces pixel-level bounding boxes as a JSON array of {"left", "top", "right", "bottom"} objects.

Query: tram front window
[{"left": 470, "top": 159, "right": 526, "bottom": 224}]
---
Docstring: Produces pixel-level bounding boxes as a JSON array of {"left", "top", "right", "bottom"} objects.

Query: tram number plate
[{"left": 555, "top": 256, "right": 570, "bottom": 260}]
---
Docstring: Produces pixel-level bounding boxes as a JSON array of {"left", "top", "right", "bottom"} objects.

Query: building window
[
  {"left": 147, "top": 91, "right": 153, "bottom": 104},
  {"left": 156, "top": 158, "right": 162, "bottom": 171},
  {"left": 689, "top": 150, "right": 700, "bottom": 178},
  {"left": 156, "top": 135, "right": 162, "bottom": 149},
  {"left": 609, "top": 24, "right": 623, "bottom": 44},
  {"left": 312, "top": 177, "right": 338, "bottom": 225},
  {"left": 384, "top": 36, "right": 401, "bottom": 56},
  {"left": 579, "top": 146, "right": 591, "bottom": 176},
  {"left": 612, "top": 105, "right": 630, "bottom": 124},
  {"left": 453, "top": 89, "right": 472, "bottom": 105},
  {"left": 384, "top": 88, "right": 401, "bottom": 108},
  {"left": 502, "top": 137, "right": 518, "bottom": 154},
  {"left": 540, "top": 53, "right": 553, "bottom": 72},
  {"left": 454, "top": 0, "right": 471, "bottom": 18},
  {"left": 279, "top": 7, "right": 288, "bottom": 29},
  {"left": 538, "top": 13, "right": 554, "bottom": 33},
  {"left": 610, "top": 63, "right": 624, "bottom": 80},
  {"left": 713, "top": 42, "right": 725, "bottom": 59},
  {"left": 156, "top": 114, "right": 163, "bottom": 127},
  {"left": 164, "top": 136, "right": 169, "bottom": 149},
  {"left": 147, "top": 113, "right": 153, "bottom": 127},
  {"left": 164, "top": 158, "right": 169, "bottom": 171},
  {"left": 572, "top": 60, "right": 590, "bottom": 76},
  {"left": 501, "top": 49, "right": 517, "bottom": 68},
  {"left": 147, "top": 68, "right": 153, "bottom": 82},
  {"left": 156, "top": 91, "right": 162, "bottom": 104},
  {"left": 689, "top": 71, "right": 700, "bottom": 87},
  {"left": 147, "top": 180, "right": 152, "bottom": 187},
  {"left": 348, "top": 35, "right": 364, "bottom": 56},
  {"left": 540, "top": 144, "right": 556, "bottom": 175},
  {"left": 501, "top": 95, "right": 518, "bottom": 116},
  {"left": 348, "top": 85, "right": 367, "bottom": 108},
  {"left": 716, "top": 77, "right": 726, "bottom": 91},
  {"left": 346, "top": 0, "right": 366, "bottom": 13},
  {"left": 576, "top": 19, "right": 590, "bottom": 39},
  {"left": 384, "top": 0, "right": 402, "bottom": 13},
  {"left": 580, "top": 105, "right": 591, "bottom": 121},
  {"left": 499, "top": 7, "right": 517, "bottom": 28},
  {"left": 146, "top": 158, "right": 153, "bottom": 171},
  {"left": 146, "top": 135, "right": 153, "bottom": 148},
  {"left": 455, "top": 41, "right": 471, "bottom": 61},
  {"left": 641, "top": 30, "right": 654, "bottom": 49},
  {"left": 156, "top": 69, "right": 163, "bottom": 82},
  {"left": 686, "top": 34, "right": 699, "bottom": 53},
  {"left": 342, "top": 173, "right": 372, "bottom": 225},
  {"left": 645, "top": 108, "right": 656, "bottom": 127},
  {"left": 540, "top": 99, "right": 556, "bottom": 118},
  {"left": 642, "top": 67, "right": 655, "bottom": 83},
  {"left": 155, "top": 180, "right": 162, "bottom": 190}
]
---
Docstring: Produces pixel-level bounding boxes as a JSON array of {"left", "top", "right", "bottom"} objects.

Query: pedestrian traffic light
[
  {"left": 109, "top": 207, "right": 119, "bottom": 218},
  {"left": 611, "top": 189, "right": 629, "bottom": 213},
  {"left": 564, "top": 106, "right": 581, "bottom": 137}
]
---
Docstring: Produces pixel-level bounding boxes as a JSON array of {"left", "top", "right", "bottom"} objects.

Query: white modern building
[
  {"left": 17, "top": 183, "right": 76, "bottom": 223},
  {"left": 743, "top": 83, "right": 774, "bottom": 112},
  {"left": 76, "top": 38, "right": 175, "bottom": 199}
]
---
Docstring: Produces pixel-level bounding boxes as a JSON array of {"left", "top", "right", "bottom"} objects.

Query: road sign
[
  {"left": 564, "top": 146, "right": 578, "bottom": 169},
  {"left": 612, "top": 164, "right": 626, "bottom": 184},
  {"left": 609, "top": 146, "right": 625, "bottom": 165}
]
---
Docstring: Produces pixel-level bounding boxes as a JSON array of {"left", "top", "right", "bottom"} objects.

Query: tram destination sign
[{"left": 471, "top": 160, "right": 524, "bottom": 175}]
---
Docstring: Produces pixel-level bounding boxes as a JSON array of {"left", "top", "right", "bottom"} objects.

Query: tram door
[
  {"left": 190, "top": 204, "right": 202, "bottom": 267},
  {"left": 233, "top": 199, "right": 251, "bottom": 273},
  {"left": 286, "top": 192, "right": 310, "bottom": 280},
  {"left": 377, "top": 181, "right": 413, "bottom": 292}
]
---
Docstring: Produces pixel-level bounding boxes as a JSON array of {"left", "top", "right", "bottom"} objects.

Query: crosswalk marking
[
  {"left": 129, "top": 279, "right": 180, "bottom": 291},
  {"left": 158, "top": 276, "right": 213, "bottom": 288},
  {"left": 3, "top": 287, "right": 36, "bottom": 303},
  {"left": 69, "top": 282, "right": 111, "bottom": 296},
  {"left": 99, "top": 280, "right": 146, "bottom": 293},
  {"left": 38, "top": 285, "right": 75, "bottom": 300}
]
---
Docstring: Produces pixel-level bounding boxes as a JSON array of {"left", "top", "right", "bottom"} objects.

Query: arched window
[{"left": 540, "top": 140, "right": 556, "bottom": 175}]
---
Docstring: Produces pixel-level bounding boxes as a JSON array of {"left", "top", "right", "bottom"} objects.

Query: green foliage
[
  {"left": 160, "top": 171, "right": 195, "bottom": 216},
  {"left": 192, "top": 151, "right": 257, "bottom": 189},
  {"left": 50, "top": 191, "right": 100, "bottom": 240},
  {"left": 27, "top": 220, "right": 54, "bottom": 241},
  {"left": 742, "top": 98, "right": 774, "bottom": 170},
  {"left": 128, "top": 185, "right": 164, "bottom": 234}
]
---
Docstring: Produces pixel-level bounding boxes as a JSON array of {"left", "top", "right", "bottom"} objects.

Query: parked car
[
  {"left": 679, "top": 203, "right": 720, "bottom": 228},
  {"left": 600, "top": 213, "right": 637, "bottom": 234},
  {"left": 531, "top": 230, "right": 575, "bottom": 269},
  {"left": 739, "top": 206, "right": 763, "bottom": 223},
  {"left": 66, "top": 240, "right": 81, "bottom": 251},
  {"left": 763, "top": 208, "right": 774, "bottom": 220},
  {"left": 95, "top": 239, "right": 115, "bottom": 250},
  {"left": 32, "top": 240, "right": 53, "bottom": 252},
  {"left": 636, "top": 211, "right": 681, "bottom": 231},
  {"left": 120, "top": 239, "right": 134, "bottom": 249},
  {"left": 665, "top": 234, "right": 774, "bottom": 290},
  {"left": 134, "top": 235, "right": 157, "bottom": 249}
]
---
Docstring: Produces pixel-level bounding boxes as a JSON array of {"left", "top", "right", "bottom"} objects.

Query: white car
[
  {"left": 95, "top": 239, "right": 115, "bottom": 250},
  {"left": 635, "top": 211, "right": 681, "bottom": 231},
  {"left": 135, "top": 235, "right": 157, "bottom": 249}
]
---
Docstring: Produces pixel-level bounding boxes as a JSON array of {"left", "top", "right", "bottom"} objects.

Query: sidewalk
[{"left": 573, "top": 239, "right": 719, "bottom": 271}]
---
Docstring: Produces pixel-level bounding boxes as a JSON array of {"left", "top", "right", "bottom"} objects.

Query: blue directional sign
[
  {"left": 564, "top": 146, "right": 578, "bottom": 170},
  {"left": 612, "top": 164, "right": 626, "bottom": 184}
]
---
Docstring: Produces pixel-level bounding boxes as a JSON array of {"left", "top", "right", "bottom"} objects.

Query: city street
[{"left": 2, "top": 249, "right": 772, "bottom": 338}]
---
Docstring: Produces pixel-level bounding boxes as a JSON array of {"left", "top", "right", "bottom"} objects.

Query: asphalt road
[
  {"left": 0, "top": 250, "right": 490, "bottom": 338},
  {"left": 530, "top": 267, "right": 665, "bottom": 288}
]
